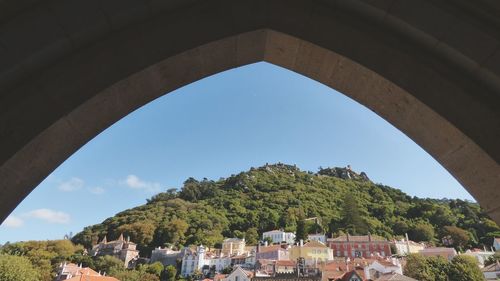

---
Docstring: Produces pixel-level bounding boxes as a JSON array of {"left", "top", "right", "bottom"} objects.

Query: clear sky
[{"left": 0, "top": 62, "right": 474, "bottom": 244}]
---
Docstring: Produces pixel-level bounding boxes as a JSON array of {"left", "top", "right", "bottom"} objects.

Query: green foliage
[
  {"left": 442, "top": 225, "right": 471, "bottom": 249},
  {"left": 0, "top": 254, "right": 40, "bottom": 281},
  {"left": 245, "top": 228, "right": 259, "bottom": 245},
  {"left": 138, "top": 262, "right": 164, "bottom": 277},
  {"left": 161, "top": 265, "right": 177, "bottom": 281},
  {"left": 405, "top": 254, "right": 485, "bottom": 281},
  {"left": 0, "top": 240, "right": 84, "bottom": 281},
  {"left": 340, "top": 193, "right": 368, "bottom": 235},
  {"left": 71, "top": 164, "right": 499, "bottom": 253},
  {"left": 448, "top": 255, "right": 485, "bottom": 281},
  {"left": 295, "top": 219, "right": 307, "bottom": 242},
  {"left": 409, "top": 223, "right": 435, "bottom": 242},
  {"left": 94, "top": 255, "right": 124, "bottom": 274},
  {"left": 485, "top": 252, "right": 500, "bottom": 266}
]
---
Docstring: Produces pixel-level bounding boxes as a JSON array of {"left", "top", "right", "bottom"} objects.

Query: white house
[
  {"left": 262, "top": 230, "right": 295, "bottom": 244},
  {"left": 308, "top": 233, "right": 326, "bottom": 244},
  {"left": 181, "top": 245, "right": 206, "bottom": 277},
  {"left": 222, "top": 266, "right": 254, "bottom": 281},
  {"left": 208, "top": 256, "right": 232, "bottom": 272},
  {"left": 364, "top": 259, "right": 403, "bottom": 280},
  {"left": 391, "top": 236, "right": 425, "bottom": 256}
]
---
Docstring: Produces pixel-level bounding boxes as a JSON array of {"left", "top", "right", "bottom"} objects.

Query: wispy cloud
[
  {"left": 58, "top": 177, "right": 84, "bottom": 192},
  {"left": 2, "top": 215, "right": 24, "bottom": 228},
  {"left": 22, "top": 209, "right": 71, "bottom": 224},
  {"left": 122, "top": 175, "right": 162, "bottom": 193},
  {"left": 89, "top": 186, "right": 105, "bottom": 195}
]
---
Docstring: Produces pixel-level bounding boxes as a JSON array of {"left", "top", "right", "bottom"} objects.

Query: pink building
[{"left": 326, "top": 234, "right": 391, "bottom": 259}]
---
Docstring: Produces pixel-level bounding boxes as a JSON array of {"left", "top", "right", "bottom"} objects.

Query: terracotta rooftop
[
  {"left": 374, "top": 273, "right": 418, "bottom": 281},
  {"left": 337, "top": 270, "right": 365, "bottom": 281},
  {"left": 328, "top": 235, "right": 387, "bottom": 242},
  {"left": 258, "top": 245, "right": 285, "bottom": 253},
  {"left": 214, "top": 274, "right": 227, "bottom": 281},
  {"left": 65, "top": 276, "right": 119, "bottom": 281},
  {"left": 304, "top": 240, "right": 328, "bottom": 248},
  {"left": 276, "top": 260, "right": 296, "bottom": 266},
  {"left": 420, "top": 247, "right": 456, "bottom": 253}
]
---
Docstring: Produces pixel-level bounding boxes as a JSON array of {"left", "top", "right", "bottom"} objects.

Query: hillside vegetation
[{"left": 72, "top": 164, "right": 500, "bottom": 255}]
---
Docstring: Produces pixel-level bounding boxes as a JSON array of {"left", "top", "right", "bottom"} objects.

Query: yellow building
[
  {"left": 221, "top": 238, "right": 246, "bottom": 256},
  {"left": 289, "top": 240, "right": 333, "bottom": 266}
]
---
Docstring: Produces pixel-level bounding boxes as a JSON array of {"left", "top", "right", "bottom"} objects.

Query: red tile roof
[
  {"left": 328, "top": 235, "right": 387, "bottom": 242},
  {"left": 258, "top": 245, "right": 284, "bottom": 253},
  {"left": 304, "top": 240, "right": 328, "bottom": 248},
  {"left": 276, "top": 260, "right": 296, "bottom": 266},
  {"left": 214, "top": 273, "right": 227, "bottom": 281},
  {"left": 65, "top": 276, "right": 119, "bottom": 281}
]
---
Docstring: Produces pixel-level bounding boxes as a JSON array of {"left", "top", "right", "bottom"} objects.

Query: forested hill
[{"left": 72, "top": 163, "right": 500, "bottom": 255}]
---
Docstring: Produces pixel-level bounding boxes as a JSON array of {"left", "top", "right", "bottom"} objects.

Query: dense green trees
[
  {"left": 72, "top": 164, "right": 499, "bottom": 253},
  {"left": 448, "top": 255, "right": 485, "bottom": 281},
  {"left": 405, "top": 254, "right": 485, "bottom": 281},
  {"left": 339, "top": 193, "right": 368, "bottom": 235},
  {"left": 409, "top": 223, "right": 435, "bottom": 242},
  {"left": 0, "top": 240, "right": 84, "bottom": 281},
  {"left": 161, "top": 265, "right": 177, "bottom": 281},
  {"left": 70, "top": 164, "right": 498, "bottom": 254},
  {"left": 0, "top": 254, "right": 40, "bottom": 281},
  {"left": 442, "top": 226, "right": 471, "bottom": 249}
]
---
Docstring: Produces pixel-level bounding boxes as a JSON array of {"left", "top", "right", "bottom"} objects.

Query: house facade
[
  {"left": 222, "top": 238, "right": 246, "bottom": 256},
  {"left": 263, "top": 230, "right": 296, "bottom": 244},
  {"left": 308, "top": 234, "right": 326, "bottom": 244},
  {"left": 289, "top": 240, "right": 334, "bottom": 266},
  {"left": 256, "top": 244, "right": 290, "bottom": 261},
  {"left": 150, "top": 246, "right": 181, "bottom": 266},
  {"left": 326, "top": 234, "right": 391, "bottom": 259},
  {"left": 181, "top": 245, "right": 207, "bottom": 277},
  {"left": 390, "top": 237, "right": 425, "bottom": 256}
]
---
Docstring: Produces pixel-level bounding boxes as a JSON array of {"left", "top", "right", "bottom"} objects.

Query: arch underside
[{"left": 0, "top": 0, "right": 499, "bottom": 224}]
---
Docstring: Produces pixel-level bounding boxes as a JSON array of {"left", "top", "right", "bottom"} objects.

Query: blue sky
[{"left": 0, "top": 62, "right": 473, "bottom": 244}]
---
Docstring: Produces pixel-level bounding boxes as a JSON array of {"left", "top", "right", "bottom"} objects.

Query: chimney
[
  {"left": 405, "top": 233, "right": 410, "bottom": 254},
  {"left": 300, "top": 239, "right": 303, "bottom": 247}
]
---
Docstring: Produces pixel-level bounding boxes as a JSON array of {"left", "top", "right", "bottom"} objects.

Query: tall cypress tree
[
  {"left": 296, "top": 218, "right": 307, "bottom": 242},
  {"left": 341, "top": 193, "right": 367, "bottom": 235}
]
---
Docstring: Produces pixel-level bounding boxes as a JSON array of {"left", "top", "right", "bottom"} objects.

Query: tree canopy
[{"left": 71, "top": 164, "right": 499, "bottom": 254}]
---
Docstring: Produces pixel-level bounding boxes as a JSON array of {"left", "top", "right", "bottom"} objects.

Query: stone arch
[{"left": 0, "top": 1, "right": 499, "bottom": 224}]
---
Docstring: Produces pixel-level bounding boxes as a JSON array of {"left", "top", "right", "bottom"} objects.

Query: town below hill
[{"left": 1, "top": 163, "right": 500, "bottom": 281}]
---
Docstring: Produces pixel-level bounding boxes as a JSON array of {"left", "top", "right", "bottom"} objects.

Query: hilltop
[{"left": 72, "top": 163, "right": 500, "bottom": 255}]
